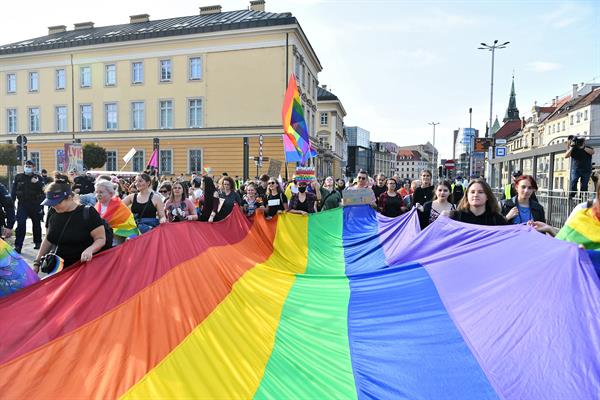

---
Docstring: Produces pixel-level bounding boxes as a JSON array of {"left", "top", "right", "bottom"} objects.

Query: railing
[{"left": 492, "top": 189, "right": 596, "bottom": 228}]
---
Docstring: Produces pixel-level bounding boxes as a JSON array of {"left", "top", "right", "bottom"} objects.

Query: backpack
[{"left": 83, "top": 205, "right": 113, "bottom": 252}]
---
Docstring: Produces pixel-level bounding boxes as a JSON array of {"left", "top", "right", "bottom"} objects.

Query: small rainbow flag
[
  {"left": 556, "top": 207, "right": 600, "bottom": 250},
  {"left": 96, "top": 196, "right": 140, "bottom": 239},
  {"left": 281, "top": 74, "right": 314, "bottom": 165}
]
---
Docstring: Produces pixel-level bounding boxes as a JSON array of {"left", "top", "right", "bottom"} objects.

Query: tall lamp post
[
  {"left": 478, "top": 40, "right": 509, "bottom": 182},
  {"left": 428, "top": 122, "right": 440, "bottom": 175}
]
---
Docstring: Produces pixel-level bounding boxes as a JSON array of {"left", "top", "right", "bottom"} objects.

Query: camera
[{"left": 568, "top": 135, "right": 585, "bottom": 147}]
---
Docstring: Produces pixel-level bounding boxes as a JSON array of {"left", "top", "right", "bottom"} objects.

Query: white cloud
[
  {"left": 539, "top": 3, "right": 591, "bottom": 29},
  {"left": 527, "top": 61, "right": 562, "bottom": 72}
]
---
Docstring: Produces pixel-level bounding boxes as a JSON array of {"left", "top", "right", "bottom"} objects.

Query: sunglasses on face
[
  {"left": 268, "top": 182, "right": 276, "bottom": 185},
  {"left": 358, "top": 176, "right": 367, "bottom": 180},
  {"left": 159, "top": 190, "right": 169, "bottom": 193}
]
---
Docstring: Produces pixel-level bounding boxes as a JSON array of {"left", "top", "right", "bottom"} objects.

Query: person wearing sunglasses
[
  {"left": 346, "top": 170, "right": 376, "bottom": 206},
  {"left": 158, "top": 183, "right": 172, "bottom": 202},
  {"left": 265, "top": 179, "right": 288, "bottom": 219}
]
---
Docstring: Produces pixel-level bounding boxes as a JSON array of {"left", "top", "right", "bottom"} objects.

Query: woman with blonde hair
[{"left": 95, "top": 179, "right": 139, "bottom": 244}]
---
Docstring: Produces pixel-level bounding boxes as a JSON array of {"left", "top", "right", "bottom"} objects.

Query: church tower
[{"left": 503, "top": 75, "right": 520, "bottom": 123}]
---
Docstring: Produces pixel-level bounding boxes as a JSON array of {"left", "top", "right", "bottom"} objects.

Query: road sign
[
  {"left": 495, "top": 147, "right": 507, "bottom": 157},
  {"left": 258, "top": 135, "right": 264, "bottom": 166},
  {"left": 495, "top": 138, "right": 507, "bottom": 145},
  {"left": 16, "top": 134, "right": 27, "bottom": 145},
  {"left": 444, "top": 159, "right": 455, "bottom": 170}
]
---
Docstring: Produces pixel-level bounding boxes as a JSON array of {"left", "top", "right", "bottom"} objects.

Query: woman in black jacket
[
  {"left": 449, "top": 179, "right": 507, "bottom": 226},
  {"left": 501, "top": 175, "right": 545, "bottom": 224}
]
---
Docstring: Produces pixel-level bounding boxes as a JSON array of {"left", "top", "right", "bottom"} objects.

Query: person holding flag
[{"left": 95, "top": 179, "right": 140, "bottom": 245}]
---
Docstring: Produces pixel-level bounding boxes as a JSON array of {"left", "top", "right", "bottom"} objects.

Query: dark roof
[
  {"left": 317, "top": 86, "right": 338, "bottom": 101},
  {"left": 571, "top": 87, "right": 600, "bottom": 109},
  {"left": 0, "top": 10, "right": 296, "bottom": 55},
  {"left": 495, "top": 119, "right": 523, "bottom": 140},
  {"left": 544, "top": 88, "right": 600, "bottom": 123}
]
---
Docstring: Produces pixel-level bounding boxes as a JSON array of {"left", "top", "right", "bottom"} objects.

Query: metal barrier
[{"left": 493, "top": 189, "right": 596, "bottom": 228}]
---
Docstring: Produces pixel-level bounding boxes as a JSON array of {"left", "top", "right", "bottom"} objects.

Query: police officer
[
  {"left": 0, "top": 182, "right": 15, "bottom": 240},
  {"left": 11, "top": 160, "right": 44, "bottom": 253}
]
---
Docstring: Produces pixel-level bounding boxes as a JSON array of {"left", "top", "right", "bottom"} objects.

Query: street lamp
[
  {"left": 478, "top": 40, "right": 509, "bottom": 181},
  {"left": 428, "top": 122, "right": 440, "bottom": 175}
]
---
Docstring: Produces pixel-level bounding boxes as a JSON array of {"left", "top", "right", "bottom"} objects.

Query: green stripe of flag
[
  {"left": 253, "top": 208, "right": 356, "bottom": 399},
  {"left": 557, "top": 225, "right": 600, "bottom": 250}
]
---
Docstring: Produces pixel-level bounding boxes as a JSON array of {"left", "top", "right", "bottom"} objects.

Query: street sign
[
  {"left": 495, "top": 147, "right": 507, "bottom": 157},
  {"left": 258, "top": 135, "right": 264, "bottom": 166},
  {"left": 444, "top": 159, "right": 455, "bottom": 170},
  {"left": 16, "top": 134, "right": 27, "bottom": 145},
  {"left": 495, "top": 138, "right": 507, "bottom": 145}
]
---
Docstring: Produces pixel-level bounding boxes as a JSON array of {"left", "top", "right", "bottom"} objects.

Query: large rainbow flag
[
  {"left": 1, "top": 206, "right": 599, "bottom": 398},
  {"left": 0, "top": 240, "right": 38, "bottom": 297},
  {"left": 281, "top": 74, "right": 315, "bottom": 164}
]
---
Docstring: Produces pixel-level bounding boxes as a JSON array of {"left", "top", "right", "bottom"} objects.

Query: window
[
  {"left": 189, "top": 57, "right": 202, "bottom": 80},
  {"left": 132, "top": 62, "right": 144, "bottom": 84},
  {"left": 30, "top": 152, "right": 40, "bottom": 172},
  {"left": 131, "top": 101, "right": 145, "bottom": 130},
  {"left": 576, "top": 112, "right": 581, "bottom": 123},
  {"left": 105, "top": 103, "right": 118, "bottom": 130},
  {"left": 28, "top": 107, "right": 40, "bottom": 133},
  {"left": 584, "top": 110, "right": 588, "bottom": 121},
  {"left": 80, "top": 66, "right": 91, "bottom": 87},
  {"left": 570, "top": 115, "right": 574, "bottom": 125},
  {"left": 56, "top": 149, "right": 65, "bottom": 172},
  {"left": 320, "top": 112, "right": 328, "bottom": 126},
  {"left": 188, "top": 99, "right": 203, "bottom": 128},
  {"left": 160, "top": 149, "right": 172, "bottom": 174},
  {"left": 188, "top": 149, "right": 202, "bottom": 173},
  {"left": 105, "top": 64, "right": 116, "bottom": 86},
  {"left": 160, "top": 60, "right": 172, "bottom": 82},
  {"left": 106, "top": 151, "right": 117, "bottom": 171},
  {"left": 29, "top": 72, "right": 39, "bottom": 92},
  {"left": 7, "top": 109, "right": 17, "bottom": 133},
  {"left": 80, "top": 104, "right": 92, "bottom": 131},
  {"left": 159, "top": 100, "right": 173, "bottom": 129},
  {"left": 302, "top": 64, "right": 306, "bottom": 87},
  {"left": 132, "top": 150, "right": 145, "bottom": 172},
  {"left": 56, "top": 69, "right": 66, "bottom": 90},
  {"left": 7, "top": 73, "right": 16, "bottom": 93},
  {"left": 562, "top": 121, "right": 565, "bottom": 131},
  {"left": 56, "top": 106, "right": 67, "bottom": 132},
  {"left": 295, "top": 59, "right": 300, "bottom": 80}
]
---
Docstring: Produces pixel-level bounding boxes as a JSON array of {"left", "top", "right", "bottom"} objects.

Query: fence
[{"left": 493, "top": 189, "right": 596, "bottom": 228}]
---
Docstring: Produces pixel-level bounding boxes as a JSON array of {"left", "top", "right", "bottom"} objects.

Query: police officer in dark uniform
[
  {"left": 11, "top": 160, "right": 44, "bottom": 253},
  {"left": 0, "top": 182, "right": 15, "bottom": 240}
]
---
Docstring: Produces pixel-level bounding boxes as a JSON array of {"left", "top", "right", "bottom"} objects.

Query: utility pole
[
  {"left": 428, "top": 122, "right": 440, "bottom": 176},
  {"left": 478, "top": 40, "right": 509, "bottom": 181}
]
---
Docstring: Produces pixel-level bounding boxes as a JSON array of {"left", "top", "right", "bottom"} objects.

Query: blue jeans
[
  {"left": 570, "top": 169, "right": 591, "bottom": 196},
  {"left": 15, "top": 202, "right": 42, "bottom": 249}
]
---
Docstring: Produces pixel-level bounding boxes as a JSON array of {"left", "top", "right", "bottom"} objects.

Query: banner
[
  {"left": 294, "top": 167, "right": 315, "bottom": 183},
  {"left": 267, "top": 159, "right": 282, "bottom": 178},
  {"left": 64, "top": 143, "right": 83, "bottom": 173},
  {"left": 342, "top": 188, "right": 375, "bottom": 205}
]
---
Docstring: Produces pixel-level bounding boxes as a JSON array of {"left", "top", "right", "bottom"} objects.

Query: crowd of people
[{"left": 0, "top": 161, "right": 598, "bottom": 297}]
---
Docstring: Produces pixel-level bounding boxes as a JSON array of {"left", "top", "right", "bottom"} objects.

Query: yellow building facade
[{"left": 0, "top": 3, "right": 322, "bottom": 178}]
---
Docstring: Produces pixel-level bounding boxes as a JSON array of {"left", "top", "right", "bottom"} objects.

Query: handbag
[{"left": 40, "top": 212, "right": 74, "bottom": 274}]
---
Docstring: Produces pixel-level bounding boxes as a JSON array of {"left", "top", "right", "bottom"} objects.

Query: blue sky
[{"left": 1, "top": 0, "right": 598, "bottom": 160}]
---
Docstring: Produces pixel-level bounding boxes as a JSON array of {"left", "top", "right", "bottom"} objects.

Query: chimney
[
  {"left": 250, "top": 0, "right": 265, "bottom": 11},
  {"left": 555, "top": 95, "right": 558, "bottom": 105},
  {"left": 551, "top": 97, "right": 556, "bottom": 106},
  {"left": 572, "top": 83, "right": 578, "bottom": 98},
  {"left": 130, "top": 14, "right": 150, "bottom": 24},
  {"left": 74, "top": 21, "right": 94, "bottom": 30},
  {"left": 48, "top": 25, "right": 67, "bottom": 35},
  {"left": 322, "top": 84, "right": 327, "bottom": 90},
  {"left": 199, "top": 5, "right": 222, "bottom": 15}
]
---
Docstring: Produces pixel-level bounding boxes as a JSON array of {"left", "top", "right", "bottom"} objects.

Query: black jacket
[
  {"left": 11, "top": 173, "right": 44, "bottom": 203},
  {"left": 501, "top": 196, "right": 546, "bottom": 223}
]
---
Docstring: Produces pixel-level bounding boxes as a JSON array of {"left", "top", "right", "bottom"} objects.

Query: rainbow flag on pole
[
  {"left": 1, "top": 208, "right": 600, "bottom": 398},
  {"left": 282, "top": 74, "right": 315, "bottom": 165}
]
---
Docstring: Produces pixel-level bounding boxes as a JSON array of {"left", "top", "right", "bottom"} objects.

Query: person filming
[{"left": 565, "top": 135, "right": 594, "bottom": 198}]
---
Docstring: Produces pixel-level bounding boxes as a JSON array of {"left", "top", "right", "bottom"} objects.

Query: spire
[
  {"left": 503, "top": 74, "right": 520, "bottom": 123},
  {"left": 492, "top": 115, "right": 501, "bottom": 136}
]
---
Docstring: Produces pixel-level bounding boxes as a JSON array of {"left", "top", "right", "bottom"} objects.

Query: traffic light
[
  {"left": 153, "top": 137, "right": 160, "bottom": 150},
  {"left": 16, "top": 144, "right": 22, "bottom": 163},
  {"left": 438, "top": 165, "right": 443, "bottom": 178}
]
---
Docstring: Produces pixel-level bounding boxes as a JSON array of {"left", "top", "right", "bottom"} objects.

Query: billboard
[
  {"left": 474, "top": 138, "right": 494, "bottom": 152},
  {"left": 64, "top": 143, "right": 84, "bottom": 173}
]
